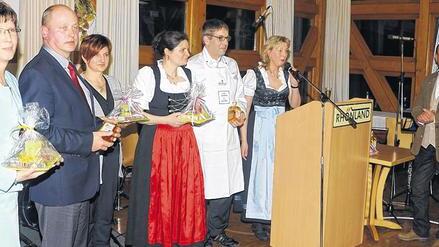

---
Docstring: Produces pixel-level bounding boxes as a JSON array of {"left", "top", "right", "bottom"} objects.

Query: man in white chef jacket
[{"left": 187, "top": 19, "right": 246, "bottom": 247}]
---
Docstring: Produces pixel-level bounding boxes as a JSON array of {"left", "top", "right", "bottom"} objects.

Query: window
[
  {"left": 139, "top": 0, "right": 185, "bottom": 46},
  {"left": 206, "top": 5, "right": 256, "bottom": 50},
  {"left": 354, "top": 20, "right": 415, "bottom": 57},
  {"left": 349, "top": 74, "right": 380, "bottom": 110},
  {"left": 293, "top": 16, "right": 311, "bottom": 53},
  {"left": 385, "top": 76, "right": 412, "bottom": 108}
]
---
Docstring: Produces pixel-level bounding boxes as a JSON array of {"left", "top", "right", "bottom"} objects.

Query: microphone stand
[
  {"left": 289, "top": 69, "right": 358, "bottom": 129},
  {"left": 253, "top": 6, "right": 272, "bottom": 41},
  {"left": 288, "top": 68, "right": 357, "bottom": 247},
  {"left": 394, "top": 33, "right": 405, "bottom": 147}
]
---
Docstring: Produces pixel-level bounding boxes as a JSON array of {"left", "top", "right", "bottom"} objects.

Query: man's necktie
[{"left": 67, "top": 63, "right": 86, "bottom": 98}]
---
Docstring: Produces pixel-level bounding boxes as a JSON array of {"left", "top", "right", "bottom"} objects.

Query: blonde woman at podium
[{"left": 238, "top": 35, "right": 301, "bottom": 241}]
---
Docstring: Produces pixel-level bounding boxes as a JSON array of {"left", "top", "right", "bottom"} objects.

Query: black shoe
[
  {"left": 204, "top": 237, "right": 213, "bottom": 247},
  {"left": 251, "top": 223, "right": 269, "bottom": 241},
  {"left": 212, "top": 233, "right": 239, "bottom": 247}
]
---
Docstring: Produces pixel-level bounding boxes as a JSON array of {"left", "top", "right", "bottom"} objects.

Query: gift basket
[
  {"left": 3, "top": 102, "right": 63, "bottom": 171},
  {"left": 104, "top": 87, "right": 149, "bottom": 124},
  {"left": 178, "top": 82, "right": 214, "bottom": 126}
]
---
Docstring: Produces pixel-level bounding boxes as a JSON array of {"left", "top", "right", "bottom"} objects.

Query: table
[{"left": 366, "top": 144, "right": 415, "bottom": 241}]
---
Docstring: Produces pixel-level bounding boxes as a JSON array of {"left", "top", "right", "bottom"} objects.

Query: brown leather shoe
[{"left": 398, "top": 229, "right": 429, "bottom": 241}]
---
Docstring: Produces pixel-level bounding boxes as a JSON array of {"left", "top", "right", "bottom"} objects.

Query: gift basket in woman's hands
[
  {"left": 103, "top": 87, "right": 149, "bottom": 124},
  {"left": 178, "top": 83, "right": 215, "bottom": 126},
  {"left": 2, "top": 102, "right": 63, "bottom": 171}
]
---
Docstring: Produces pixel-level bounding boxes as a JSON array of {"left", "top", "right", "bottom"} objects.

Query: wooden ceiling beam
[
  {"left": 227, "top": 50, "right": 259, "bottom": 71},
  {"left": 350, "top": 56, "right": 416, "bottom": 73},
  {"left": 352, "top": 3, "right": 419, "bottom": 16},
  {"left": 414, "top": 0, "right": 433, "bottom": 99},
  {"left": 295, "top": 1, "right": 317, "bottom": 16},
  {"left": 186, "top": 0, "right": 206, "bottom": 55},
  {"left": 351, "top": 22, "right": 398, "bottom": 112},
  {"left": 295, "top": 27, "right": 318, "bottom": 72},
  {"left": 207, "top": 0, "right": 264, "bottom": 10}
]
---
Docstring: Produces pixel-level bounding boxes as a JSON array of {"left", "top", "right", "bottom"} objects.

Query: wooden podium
[{"left": 271, "top": 99, "right": 372, "bottom": 247}]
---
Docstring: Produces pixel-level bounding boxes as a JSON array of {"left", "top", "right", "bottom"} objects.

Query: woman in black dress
[{"left": 80, "top": 34, "right": 121, "bottom": 247}]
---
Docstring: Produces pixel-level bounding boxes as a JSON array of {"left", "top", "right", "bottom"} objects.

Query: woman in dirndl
[
  {"left": 126, "top": 31, "right": 206, "bottom": 247},
  {"left": 239, "top": 35, "right": 301, "bottom": 241}
]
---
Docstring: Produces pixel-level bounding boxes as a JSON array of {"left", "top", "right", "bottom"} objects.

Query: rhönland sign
[{"left": 333, "top": 102, "right": 372, "bottom": 127}]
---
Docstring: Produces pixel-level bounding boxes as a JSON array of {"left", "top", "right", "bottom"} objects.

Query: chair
[{"left": 115, "top": 124, "right": 139, "bottom": 211}]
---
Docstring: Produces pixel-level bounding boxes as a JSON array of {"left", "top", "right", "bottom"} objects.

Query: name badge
[{"left": 218, "top": 91, "right": 230, "bottom": 104}]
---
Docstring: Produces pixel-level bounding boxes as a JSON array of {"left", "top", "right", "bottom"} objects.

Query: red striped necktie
[{"left": 67, "top": 63, "right": 86, "bottom": 98}]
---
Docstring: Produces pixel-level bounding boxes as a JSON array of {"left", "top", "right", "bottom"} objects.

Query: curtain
[
  {"left": 264, "top": 0, "right": 294, "bottom": 63},
  {"left": 433, "top": 23, "right": 439, "bottom": 73},
  {"left": 17, "top": 0, "right": 75, "bottom": 75},
  {"left": 96, "top": 0, "right": 139, "bottom": 87},
  {"left": 321, "top": 0, "right": 350, "bottom": 102}
]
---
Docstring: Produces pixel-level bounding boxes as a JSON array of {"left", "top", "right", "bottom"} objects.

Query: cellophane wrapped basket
[
  {"left": 178, "top": 82, "right": 214, "bottom": 126},
  {"left": 2, "top": 102, "right": 62, "bottom": 171},
  {"left": 106, "top": 87, "right": 149, "bottom": 124}
]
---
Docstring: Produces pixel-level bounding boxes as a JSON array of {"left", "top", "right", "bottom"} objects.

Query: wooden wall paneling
[
  {"left": 352, "top": 3, "right": 419, "bottom": 17},
  {"left": 139, "top": 46, "right": 154, "bottom": 67},
  {"left": 227, "top": 50, "right": 259, "bottom": 71},
  {"left": 293, "top": 56, "right": 317, "bottom": 69},
  {"left": 295, "top": 27, "right": 318, "bottom": 72},
  {"left": 429, "top": 2, "right": 439, "bottom": 14},
  {"left": 255, "top": 6, "right": 265, "bottom": 56},
  {"left": 350, "top": 56, "right": 416, "bottom": 74},
  {"left": 350, "top": 22, "right": 398, "bottom": 112},
  {"left": 186, "top": 0, "right": 206, "bottom": 55},
  {"left": 310, "top": 0, "right": 325, "bottom": 101},
  {"left": 206, "top": 0, "right": 264, "bottom": 10},
  {"left": 414, "top": 0, "right": 432, "bottom": 100},
  {"left": 295, "top": 1, "right": 318, "bottom": 17}
]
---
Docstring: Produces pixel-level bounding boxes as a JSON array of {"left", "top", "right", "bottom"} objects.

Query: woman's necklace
[
  {"left": 83, "top": 74, "right": 106, "bottom": 94},
  {"left": 267, "top": 68, "right": 280, "bottom": 79},
  {"left": 165, "top": 72, "right": 178, "bottom": 81}
]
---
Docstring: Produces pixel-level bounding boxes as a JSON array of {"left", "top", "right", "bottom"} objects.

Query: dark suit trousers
[
  {"left": 36, "top": 201, "right": 90, "bottom": 247},
  {"left": 206, "top": 196, "right": 233, "bottom": 237},
  {"left": 411, "top": 145, "right": 437, "bottom": 237},
  {"left": 90, "top": 154, "right": 120, "bottom": 247}
]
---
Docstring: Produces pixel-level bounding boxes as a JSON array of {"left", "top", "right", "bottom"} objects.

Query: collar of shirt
[
  {"left": 43, "top": 46, "right": 71, "bottom": 73},
  {"left": 202, "top": 47, "right": 228, "bottom": 68}
]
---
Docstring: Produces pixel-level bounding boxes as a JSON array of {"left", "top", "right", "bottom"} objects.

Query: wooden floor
[{"left": 114, "top": 167, "right": 439, "bottom": 247}]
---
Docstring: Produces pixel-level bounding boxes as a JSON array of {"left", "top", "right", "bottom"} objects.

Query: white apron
[{"left": 190, "top": 53, "right": 244, "bottom": 200}]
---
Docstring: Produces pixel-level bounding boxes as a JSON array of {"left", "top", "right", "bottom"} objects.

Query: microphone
[
  {"left": 387, "top": 34, "right": 415, "bottom": 41},
  {"left": 286, "top": 64, "right": 301, "bottom": 81},
  {"left": 252, "top": 5, "right": 272, "bottom": 29}
]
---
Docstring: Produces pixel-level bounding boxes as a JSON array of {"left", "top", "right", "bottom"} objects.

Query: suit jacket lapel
[
  {"left": 39, "top": 48, "right": 95, "bottom": 119},
  {"left": 424, "top": 74, "right": 438, "bottom": 106}
]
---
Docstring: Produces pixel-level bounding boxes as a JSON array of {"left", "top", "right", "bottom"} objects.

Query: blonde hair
[{"left": 260, "top": 35, "right": 291, "bottom": 68}]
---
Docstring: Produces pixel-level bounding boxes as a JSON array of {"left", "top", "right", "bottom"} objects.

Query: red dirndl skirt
[{"left": 147, "top": 124, "right": 206, "bottom": 247}]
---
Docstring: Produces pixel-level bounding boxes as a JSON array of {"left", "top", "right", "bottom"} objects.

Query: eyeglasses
[
  {"left": 206, "top": 34, "right": 232, "bottom": 42},
  {"left": 0, "top": 27, "right": 21, "bottom": 36}
]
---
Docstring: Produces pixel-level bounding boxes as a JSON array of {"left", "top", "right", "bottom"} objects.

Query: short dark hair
[
  {"left": 80, "top": 34, "right": 112, "bottom": 61},
  {"left": 0, "top": 2, "right": 18, "bottom": 28},
  {"left": 152, "top": 31, "right": 188, "bottom": 60},
  {"left": 202, "top": 19, "right": 229, "bottom": 36}
]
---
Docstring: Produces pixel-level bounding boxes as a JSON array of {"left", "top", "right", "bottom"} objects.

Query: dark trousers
[
  {"left": 411, "top": 145, "right": 437, "bottom": 237},
  {"left": 206, "top": 196, "right": 233, "bottom": 237},
  {"left": 36, "top": 201, "right": 90, "bottom": 247},
  {"left": 90, "top": 157, "right": 120, "bottom": 246}
]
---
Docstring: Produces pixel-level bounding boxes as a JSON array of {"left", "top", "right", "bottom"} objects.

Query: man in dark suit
[
  {"left": 18, "top": 5, "right": 117, "bottom": 247},
  {"left": 398, "top": 45, "right": 439, "bottom": 245}
]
